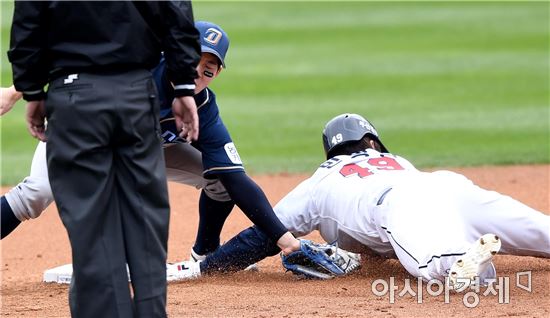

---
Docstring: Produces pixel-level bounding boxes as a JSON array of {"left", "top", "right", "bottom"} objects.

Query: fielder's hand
[
  {"left": 172, "top": 96, "right": 199, "bottom": 142},
  {"left": 26, "top": 100, "right": 47, "bottom": 141}
]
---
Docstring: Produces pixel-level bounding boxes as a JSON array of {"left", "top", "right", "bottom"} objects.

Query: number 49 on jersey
[{"left": 340, "top": 157, "right": 404, "bottom": 178}]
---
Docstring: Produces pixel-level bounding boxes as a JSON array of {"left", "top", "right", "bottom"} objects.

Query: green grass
[{"left": 1, "top": 1, "right": 548, "bottom": 185}]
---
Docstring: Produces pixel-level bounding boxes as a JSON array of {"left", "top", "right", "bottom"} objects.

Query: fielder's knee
[
  {"left": 203, "top": 179, "right": 231, "bottom": 202},
  {"left": 5, "top": 177, "right": 54, "bottom": 221}
]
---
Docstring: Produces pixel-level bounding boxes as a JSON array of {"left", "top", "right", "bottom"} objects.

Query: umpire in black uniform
[{"left": 8, "top": 2, "right": 201, "bottom": 317}]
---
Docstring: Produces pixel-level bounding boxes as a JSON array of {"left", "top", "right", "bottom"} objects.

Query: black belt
[{"left": 49, "top": 64, "right": 147, "bottom": 81}]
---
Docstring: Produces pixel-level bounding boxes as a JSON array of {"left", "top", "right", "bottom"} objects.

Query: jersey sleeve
[
  {"left": 273, "top": 178, "right": 317, "bottom": 238},
  {"left": 158, "top": 1, "right": 200, "bottom": 96},
  {"left": 193, "top": 92, "right": 244, "bottom": 177},
  {"left": 8, "top": 1, "right": 49, "bottom": 100}
]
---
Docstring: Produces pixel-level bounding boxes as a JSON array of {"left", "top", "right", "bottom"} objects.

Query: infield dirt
[{"left": 1, "top": 165, "right": 549, "bottom": 317}]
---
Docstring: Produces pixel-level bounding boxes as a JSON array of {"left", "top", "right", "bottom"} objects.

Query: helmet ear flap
[{"left": 322, "top": 133, "right": 332, "bottom": 157}]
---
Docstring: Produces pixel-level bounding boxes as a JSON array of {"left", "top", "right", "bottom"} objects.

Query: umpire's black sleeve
[
  {"left": 160, "top": 1, "right": 201, "bottom": 97},
  {"left": 8, "top": 1, "right": 49, "bottom": 101}
]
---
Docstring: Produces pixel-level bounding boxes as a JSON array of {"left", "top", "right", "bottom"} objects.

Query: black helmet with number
[{"left": 322, "top": 113, "right": 389, "bottom": 159}]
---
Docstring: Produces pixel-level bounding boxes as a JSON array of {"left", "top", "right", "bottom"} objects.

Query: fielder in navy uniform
[
  {"left": 1, "top": 21, "right": 301, "bottom": 260},
  {"left": 154, "top": 21, "right": 301, "bottom": 259}
]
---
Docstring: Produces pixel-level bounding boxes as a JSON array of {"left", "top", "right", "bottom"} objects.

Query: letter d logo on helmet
[{"left": 204, "top": 28, "right": 222, "bottom": 45}]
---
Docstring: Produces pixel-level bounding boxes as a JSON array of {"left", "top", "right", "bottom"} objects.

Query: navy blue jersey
[{"left": 152, "top": 58, "right": 244, "bottom": 178}]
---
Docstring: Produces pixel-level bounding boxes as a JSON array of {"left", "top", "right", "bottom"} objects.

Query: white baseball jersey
[{"left": 275, "top": 148, "right": 550, "bottom": 281}]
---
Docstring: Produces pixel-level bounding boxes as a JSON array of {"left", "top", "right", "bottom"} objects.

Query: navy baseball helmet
[
  {"left": 322, "top": 113, "right": 389, "bottom": 158},
  {"left": 195, "top": 21, "right": 229, "bottom": 68}
]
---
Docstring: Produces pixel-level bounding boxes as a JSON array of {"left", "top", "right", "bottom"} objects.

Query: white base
[
  {"left": 44, "top": 261, "right": 257, "bottom": 284},
  {"left": 43, "top": 264, "right": 73, "bottom": 284},
  {"left": 43, "top": 263, "right": 131, "bottom": 284}
]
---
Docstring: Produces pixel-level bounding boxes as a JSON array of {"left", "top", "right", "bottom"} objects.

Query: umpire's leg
[
  {"left": 45, "top": 70, "right": 169, "bottom": 318},
  {"left": 112, "top": 72, "right": 170, "bottom": 317}
]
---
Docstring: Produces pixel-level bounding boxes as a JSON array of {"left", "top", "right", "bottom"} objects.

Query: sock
[
  {"left": 200, "top": 225, "right": 280, "bottom": 274},
  {"left": 192, "top": 190, "right": 234, "bottom": 255},
  {"left": 1, "top": 196, "right": 21, "bottom": 239}
]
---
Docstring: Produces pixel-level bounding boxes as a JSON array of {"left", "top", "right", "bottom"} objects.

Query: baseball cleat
[
  {"left": 190, "top": 248, "right": 207, "bottom": 262},
  {"left": 448, "top": 233, "right": 501, "bottom": 291},
  {"left": 243, "top": 263, "right": 260, "bottom": 272},
  {"left": 166, "top": 261, "right": 201, "bottom": 282}
]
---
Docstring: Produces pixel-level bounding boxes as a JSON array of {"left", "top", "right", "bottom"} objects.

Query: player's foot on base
[
  {"left": 448, "top": 233, "right": 501, "bottom": 291},
  {"left": 166, "top": 261, "right": 201, "bottom": 282}
]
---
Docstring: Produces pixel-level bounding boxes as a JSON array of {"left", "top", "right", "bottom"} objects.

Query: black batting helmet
[{"left": 322, "top": 113, "right": 389, "bottom": 159}]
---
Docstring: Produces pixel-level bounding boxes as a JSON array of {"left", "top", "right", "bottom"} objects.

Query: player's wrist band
[
  {"left": 173, "top": 88, "right": 195, "bottom": 97},
  {"left": 22, "top": 90, "right": 46, "bottom": 101}
]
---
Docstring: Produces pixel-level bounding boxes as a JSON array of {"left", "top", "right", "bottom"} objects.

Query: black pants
[{"left": 45, "top": 70, "right": 170, "bottom": 318}]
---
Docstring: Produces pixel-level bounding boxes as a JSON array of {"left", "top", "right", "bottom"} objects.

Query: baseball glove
[{"left": 281, "top": 240, "right": 361, "bottom": 279}]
